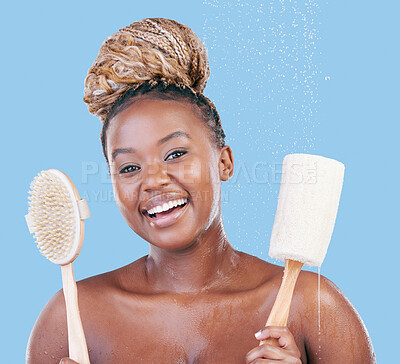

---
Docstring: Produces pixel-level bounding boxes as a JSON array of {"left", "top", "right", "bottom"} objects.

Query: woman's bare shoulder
[
  {"left": 26, "top": 256, "right": 148, "bottom": 363},
  {"left": 291, "top": 270, "right": 376, "bottom": 363},
  {"left": 237, "top": 258, "right": 376, "bottom": 363},
  {"left": 26, "top": 287, "right": 69, "bottom": 363}
]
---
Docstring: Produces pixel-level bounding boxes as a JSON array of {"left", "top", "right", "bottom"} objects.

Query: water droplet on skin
[
  {"left": 318, "top": 265, "right": 321, "bottom": 334},
  {"left": 317, "top": 266, "right": 322, "bottom": 358},
  {"left": 44, "top": 351, "right": 48, "bottom": 355}
]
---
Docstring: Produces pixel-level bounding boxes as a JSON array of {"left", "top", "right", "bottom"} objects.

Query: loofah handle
[
  {"left": 62, "top": 263, "right": 90, "bottom": 364},
  {"left": 260, "top": 259, "right": 303, "bottom": 347}
]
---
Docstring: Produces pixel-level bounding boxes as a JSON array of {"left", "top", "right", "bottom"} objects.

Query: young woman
[{"left": 26, "top": 18, "right": 375, "bottom": 363}]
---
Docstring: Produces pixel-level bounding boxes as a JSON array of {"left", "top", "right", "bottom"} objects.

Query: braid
[
  {"left": 84, "top": 18, "right": 210, "bottom": 122},
  {"left": 83, "top": 18, "right": 225, "bottom": 162}
]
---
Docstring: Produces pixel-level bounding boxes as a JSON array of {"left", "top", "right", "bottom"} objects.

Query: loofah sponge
[{"left": 269, "top": 154, "right": 345, "bottom": 267}]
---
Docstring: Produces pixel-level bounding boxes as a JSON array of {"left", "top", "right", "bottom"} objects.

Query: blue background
[{"left": 1, "top": 0, "right": 398, "bottom": 362}]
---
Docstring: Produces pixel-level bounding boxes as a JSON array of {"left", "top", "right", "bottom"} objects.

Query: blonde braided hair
[{"left": 83, "top": 18, "right": 210, "bottom": 123}]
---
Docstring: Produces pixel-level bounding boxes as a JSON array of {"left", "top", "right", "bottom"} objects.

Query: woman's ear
[{"left": 218, "top": 145, "right": 234, "bottom": 181}]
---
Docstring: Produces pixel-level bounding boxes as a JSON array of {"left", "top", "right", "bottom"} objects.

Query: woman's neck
[{"left": 144, "top": 218, "right": 239, "bottom": 294}]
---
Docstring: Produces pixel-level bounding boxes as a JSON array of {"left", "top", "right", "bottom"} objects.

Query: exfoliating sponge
[
  {"left": 25, "top": 169, "right": 91, "bottom": 364},
  {"left": 269, "top": 154, "right": 345, "bottom": 267}
]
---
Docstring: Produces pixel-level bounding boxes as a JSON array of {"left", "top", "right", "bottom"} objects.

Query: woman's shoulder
[
  {"left": 241, "top": 254, "right": 355, "bottom": 309},
  {"left": 292, "top": 268, "right": 360, "bottom": 318},
  {"left": 244, "top": 258, "right": 375, "bottom": 363},
  {"left": 26, "top": 256, "right": 149, "bottom": 363},
  {"left": 291, "top": 269, "right": 376, "bottom": 363}
]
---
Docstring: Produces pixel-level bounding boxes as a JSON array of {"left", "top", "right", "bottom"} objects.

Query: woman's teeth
[{"left": 146, "top": 198, "right": 188, "bottom": 216}]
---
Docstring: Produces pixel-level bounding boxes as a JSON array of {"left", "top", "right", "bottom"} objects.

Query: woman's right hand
[
  {"left": 245, "top": 326, "right": 301, "bottom": 363},
  {"left": 59, "top": 359, "right": 79, "bottom": 364}
]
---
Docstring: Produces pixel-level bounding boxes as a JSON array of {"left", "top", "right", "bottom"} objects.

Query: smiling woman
[
  {"left": 107, "top": 95, "right": 230, "bottom": 246},
  {"left": 26, "top": 18, "right": 375, "bottom": 363}
]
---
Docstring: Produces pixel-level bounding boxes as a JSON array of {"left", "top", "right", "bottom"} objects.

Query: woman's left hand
[{"left": 245, "top": 326, "right": 301, "bottom": 363}]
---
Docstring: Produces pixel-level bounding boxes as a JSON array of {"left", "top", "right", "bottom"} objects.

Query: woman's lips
[{"left": 144, "top": 200, "right": 189, "bottom": 228}]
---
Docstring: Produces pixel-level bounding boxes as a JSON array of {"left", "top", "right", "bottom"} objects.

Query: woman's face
[{"left": 106, "top": 95, "right": 232, "bottom": 251}]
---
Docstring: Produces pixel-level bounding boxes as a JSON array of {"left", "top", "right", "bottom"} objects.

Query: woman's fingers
[
  {"left": 255, "top": 326, "right": 300, "bottom": 353},
  {"left": 245, "top": 326, "right": 301, "bottom": 363},
  {"left": 246, "top": 341, "right": 286, "bottom": 362}
]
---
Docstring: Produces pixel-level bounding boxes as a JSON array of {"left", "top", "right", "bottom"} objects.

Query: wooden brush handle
[
  {"left": 260, "top": 259, "right": 303, "bottom": 346},
  {"left": 61, "top": 263, "right": 90, "bottom": 364}
]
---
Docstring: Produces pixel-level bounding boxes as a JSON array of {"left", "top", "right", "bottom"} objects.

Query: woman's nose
[{"left": 141, "top": 162, "right": 171, "bottom": 191}]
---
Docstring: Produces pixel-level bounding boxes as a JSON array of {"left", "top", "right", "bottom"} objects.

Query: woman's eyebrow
[
  {"left": 112, "top": 147, "right": 135, "bottom": 161},
  {"left": 112, "top": 131, "right": 191, "bottom": 161},
  {"left": 157, "top": 131, "right": 191, "bottom": 146}
]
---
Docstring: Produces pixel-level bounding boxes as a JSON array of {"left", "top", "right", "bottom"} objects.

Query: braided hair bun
[{"left": 84, "top": 18, "right": 210, "bottom": 122}]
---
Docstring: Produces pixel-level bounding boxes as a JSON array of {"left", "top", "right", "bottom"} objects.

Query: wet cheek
[
  {"left": 193, "top": 170, "right": 219, "bottom": 207},
  {"left": 176, "top": 163, "right": 202, "bottom": 185},
  {"left": 113, "top": 183, "right": 140, "bottom": 217},
  {"left": 178, "top": 160, "right": 213, "bottom": 185}
]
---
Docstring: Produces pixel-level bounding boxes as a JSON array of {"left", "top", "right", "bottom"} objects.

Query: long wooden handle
[
  {"left": 260, "top": 259, "right": 303, "bottom": 346},
  {"left": 61, "top": 263, "right": 90, "bottom": 364}
]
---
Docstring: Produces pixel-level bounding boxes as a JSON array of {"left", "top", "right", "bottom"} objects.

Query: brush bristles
[{"left": 27, "top": 170, "right": 77, "bottom": 263}]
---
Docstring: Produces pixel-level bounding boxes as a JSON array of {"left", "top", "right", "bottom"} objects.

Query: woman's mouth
[{"left": 142, "top": 198, "right": 189, "bottom": 228}]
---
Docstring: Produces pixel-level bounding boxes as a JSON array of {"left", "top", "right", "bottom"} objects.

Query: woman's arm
[
  {"left": 26, "top": 290, "right": 70, "bottom": 364},
  {"left": 300, "top": 273, "right": 376, "bottom": 363},
  {"left": 245, "top": 271, "right": 375, "bottom": 363}
]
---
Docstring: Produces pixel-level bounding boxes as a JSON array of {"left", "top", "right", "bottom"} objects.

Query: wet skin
[{"left": 27, "top": 96, "right": 375, "bottom": 363}]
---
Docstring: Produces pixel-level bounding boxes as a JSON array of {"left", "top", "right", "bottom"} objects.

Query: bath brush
[
  {"left": 262, "top": 154, "right": 344, "bottom": 346},
  {"left": 25, "top": 169, "right": 91, "bottom": 364}
]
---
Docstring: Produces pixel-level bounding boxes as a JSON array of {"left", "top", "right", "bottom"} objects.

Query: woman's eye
[
  {"left": 119, "top": 165, "right": 140, "bottom": 174},
  {"left": 166, "top": 150, "right": 187, "bottom": 161}
]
